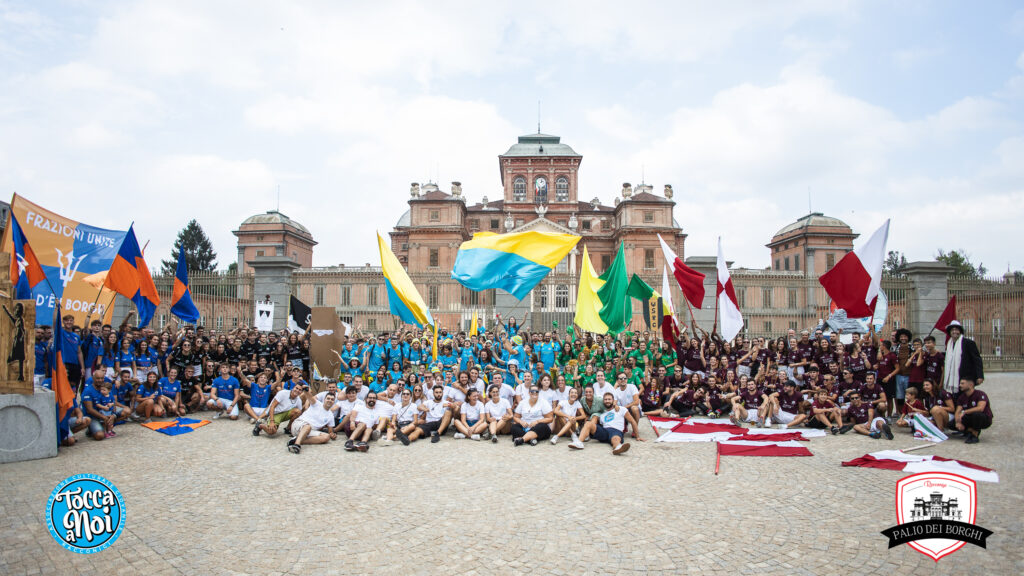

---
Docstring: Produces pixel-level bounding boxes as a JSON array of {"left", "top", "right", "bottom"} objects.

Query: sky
[{"left": 2, "top": 1, "right": 1023, "bottom": 274}]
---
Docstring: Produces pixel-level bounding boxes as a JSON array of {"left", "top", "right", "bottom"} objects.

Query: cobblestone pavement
[{"left": 1, "top": 374, "right": 1021, "bottom": 575}]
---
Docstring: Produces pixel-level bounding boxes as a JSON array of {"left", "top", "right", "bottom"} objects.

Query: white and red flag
[
  {"left": 657, "top": 233, "right": 706, "bottom": 309},
  {"left": 842, "top": 450, "right": 998, "bottom": 483},
  {"left": 716, "top": 237, "right": 743, "bottom": 341},
  {"left": 819, "top": 219, "right": 890, "bottom": 318}
]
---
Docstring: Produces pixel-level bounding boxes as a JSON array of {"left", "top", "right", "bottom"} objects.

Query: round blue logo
[{"left": 46, "top": 474, "right": 125, "bottom": 554}]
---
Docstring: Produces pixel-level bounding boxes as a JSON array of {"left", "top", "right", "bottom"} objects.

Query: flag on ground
[
  {"left": 103, "top": 225, "right": 161, "bottom": 327},
  {"left": 717, "top": 440, "right": 813, "bottom": 457},
  {"left": 842, "top": 449, "right": 998, "bottom": 483},
  {"left": 170, "top": 248, "right": 200, "bottom": 324},
  {"left": 49, "top": 315, "right": 75, "bottom": 421},
  {"left": 378, "top": 231, "right": 433, "bottom": 328},
  {"left": 288, "top": 295, "right": 311, "bottom": 333},
  {"left": 819, "top": 219, "right": 890, "bottom": 318},
  {"left": 716, "top": 237, "right": 743, "bottom": 341},
  {"left": 596, "top": 243, "right": 631, "bottom": 334},
  {"left": 910, "top": 414, "right": 948, "bottom": 443},
  {"left": 654, "top": 417, "right": 826, "bottom": 443},
  {"left": 451, "top": 230, "right": 580, "bottom": 300},
  {"left": 657, "top": 233, "right": 705, "bottom": 309},
  {"left": 573, "top": 246, "right": 609, "bottom": 334},
  {"left": 8, "top": 213, "right": 47, "bottom": 300}
]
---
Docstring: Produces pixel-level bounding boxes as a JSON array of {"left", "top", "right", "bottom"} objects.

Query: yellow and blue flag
[
  {"left": 377, "top": 232, "right": 433, "bottom": 328},
  {"left": 451, "top": 230, "right": 579, "bottom": 300},
  {"left": 170, "top": 248, "right": 200, "bottom": 324}
]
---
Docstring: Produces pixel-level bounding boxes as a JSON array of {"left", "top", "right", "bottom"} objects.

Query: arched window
[
  {"left": 513, "top": 177, "right": 526, "bottom": 202},
  {"left": 555, "top": 285, "right": 569, "bottom": 310},
  {"left": 555, "top": 177, "right": 569, "bottom": 201}
]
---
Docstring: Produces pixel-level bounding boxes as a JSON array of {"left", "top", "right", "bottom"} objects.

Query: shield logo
[{"left": 895, "top": 472, "right": 977, "bottom": 561}]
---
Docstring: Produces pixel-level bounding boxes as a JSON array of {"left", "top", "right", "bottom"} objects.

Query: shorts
[
  {"left": 870, "top": 416, "right": 886, "bottom": 429},
  {"left": 209, "top": 397, "right": 239, "bottom": 417},
  {"left": 250, "top": 405, "right": 271, "bottom": 418},
  {"left": 88, "top": 418, "right": 105, "bottom": 435},
  {"left": 419, "top": 420, "right": 442, "bottom": 436},
  {"left": 881, "top": 378, "right": 897, "bottom": 398},
  {"left": 743, "top": 408, "right": 760, "bottom": 423},
  {"left": 592, "top": 424, "right": 624, "bottom": 444},
  {"left": 273, "top": 410, "right": 294, "bottom": 425},
  {"left": 398, "top": 420, "right": 413, "bottom": 429},
  {"left": 807, "top": 418, "right": 828, "bottom": 429},
  {"left": 895, "top": 375, "right": 909, "bottom": 400},
  {"left": 294, "top": 421, "right": 324, "bottom": 437},
  {"left": 775, "top": 410, "right": 797, "bottom": 425},
  {"left": 467, "top": 418, "right": 479, "bottom": 427}
]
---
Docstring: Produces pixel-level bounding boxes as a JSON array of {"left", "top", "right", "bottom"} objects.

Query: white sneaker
[
  {"left": 569, "top": 441, "right": 584, "bottom": 450},
  {"left": 777, "top": 423, "right": 787, "bottom": 430},
  {"left": 470, "top": 434, "right": 481, "bottom": 441},
  {"left": 453, "top": 432, "right": 466, "bottom": 439},
  {"left": 570, "top": 432, "right": 579, "bottom": 443},
  {"left": 212, "top": 412, "right": 222, "bottom": 420},
  {"left": 765, "top": 417, "right": 772, "bottom": 428},
  {"left": 550, "top": 435, "right": 559, "bottom": 445},
  {"left": 248, "top": 417, "right": 256, "bottom": 424},
  {"left": 381, "top": 438, "right": 393, "bottom": 446}
]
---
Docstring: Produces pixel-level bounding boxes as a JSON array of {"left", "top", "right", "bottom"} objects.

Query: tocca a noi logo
[
  {"left": 882, "top": 472, "right": 993, "bottom": 561},
  {"left": 46, "top": 474, "right": 126, "bottom": 554}
]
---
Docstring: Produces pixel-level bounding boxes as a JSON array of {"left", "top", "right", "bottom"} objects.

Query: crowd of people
[{"left": 37, "top": 309, "right": 993, "bottom": 454}]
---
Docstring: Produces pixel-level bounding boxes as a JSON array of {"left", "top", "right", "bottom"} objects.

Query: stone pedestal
[
  {"left": 248, "top": 257, "right": 302, "bottom": 331},
  {"left": 684, "top": 256, "right": 718, "bottom": 333},
  {"left": 0, "top": 388, "right": 58, "bottom": 463},
  {"left": 904, "top": 261, "right": 953, "bottom": 339}
]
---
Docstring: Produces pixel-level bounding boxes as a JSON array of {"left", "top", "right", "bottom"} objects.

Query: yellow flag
[
  {"left": 469, "top": 311, "right": 478, "bottom": 336},
  {"left": 432, "top": 323, "right": 439, "bottom": 362},
  {"left": 574, "top": 245, "right": 608, "bottom": 334}
]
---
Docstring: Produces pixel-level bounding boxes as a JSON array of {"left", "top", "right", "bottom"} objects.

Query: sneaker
[
  {"left": 776, "top": 423, "right": 787, "bottom": 430},
  {"left": 344, "top": 439, "right": 356, "bottom": 451},
  {"left": 831, "top": 426, "right": 839, "bottom": 435},
  {"left": 288, "top": 443, "right": 301, "bottom": 454},
  {"left": 453, "top": 432, "right": 466, "bottom": 439},
  {"left": 371, "top": 429, "right": 381, "bottom": 441},
  {"left": 381, "top": 438, "right": 393, "bottom": 446},
  {"left": 757, "top": 417, "right": 765, "bottom": 428},
  {"left": 248, "top": 417, "right": 256, "bottom": 424},
  {"left": 569, "top": 440, "right": 584, "bottom": 450},
  {"left": 283, "top": 425, "right": 292, "bottom": 436},
  {"left": 212, "top": 412, "right": 222, "bottom": 420},
  {"left": 570, "top": 432, "right": 580, "bottom": 443},
  {"left": 481, "top": 431, "right": 491, "bottom": 440},
  {"left": 491, "top": 435, "right": 499, "bottom": 444},
  {"left": 838, "top": 424, "right": 854, "bottom": 435},
  {"left": 870, "top": 430, "right": 881, "bottom": 439},
  {"left": 529, "top": 439, "right": 538, "bottom": 446},
  {"left": 965, "top": 433, "right": 979, "bottom": 445},
  {"left": 513, "top": 437, "right": 524, "bottom": 447},
  {"left": 550, "top": 436, "right": 559, "bottom": 445},
  {"left": 470, "top": 434, "right": 481, "bottom": 441},
  {"left": 396, "top": 429, "right": 411, "bottom": 446},
  {"left": 430, "top": 431, "right": 440, "bottom": 443},
  {"left": 729, "top": 414, "right": 741, "bottom": 426},
  {"left": 252, "top": 423, "right": 261, "bottom": 436},
  {"left": 948, "top": 429, "right": 964, "bottom": 437},
  {"left": 612, "top": 442, "right": 631, "bottom": 455},
  {"left": 357, "top": 442, "right": 369, "bottom": 452},
  {"left": 765, "top": 417, "right": 772, "bottom": 428},
  {"left": 881, "top": 423, "right": 894, "bottom": 440}
]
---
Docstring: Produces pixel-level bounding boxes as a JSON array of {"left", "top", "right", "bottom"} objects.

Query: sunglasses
[{"left": 529, "top": 390, "right": 539, "bottom": 394}]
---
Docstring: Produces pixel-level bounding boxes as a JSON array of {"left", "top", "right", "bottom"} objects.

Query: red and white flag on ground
[
  {"left": 842, "top": 449, "right": 998, "bottom": 483},
  {"left": 654, "top": 418, "right": 826, "bottom": 443},
  {"left": 717, "top": 440, "right": 813, "bottom": 457},
  {"left": 657, "top": 234, "right": 706, "bottom": 309},
  {"left": 716, "top": 237, "right": 743, "bottom": 341},
  {"left": 819, "top": 219, "right": 890, "bottom": 318}
]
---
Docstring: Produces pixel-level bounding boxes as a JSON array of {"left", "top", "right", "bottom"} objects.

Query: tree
[
  {"left": 936, "top": 249, "right": 987, "bottom": 279},
  {"left": 161, "top": 220, "right": 218, "bottom": 275},
  {"left": 227, "top": 262, "right": 238, "bottom": 274},
  {"left": 883, "top": 250, "right": 908, "bottom": 275}
]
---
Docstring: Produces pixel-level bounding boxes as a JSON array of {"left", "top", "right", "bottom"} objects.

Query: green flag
[
  {"left": 597, "top": 243, "right": 631, "bottom": 334},
  {"left": 626, "top": 274, "right": 655, "bottom": 301}
]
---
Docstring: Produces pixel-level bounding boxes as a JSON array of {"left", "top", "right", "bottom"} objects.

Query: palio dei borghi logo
[
  {"left": 46, "top": 474, "right": 126, "bottom": 554},
  {"left": 881, "top": 472, "right": 993, "bottom": 561}
]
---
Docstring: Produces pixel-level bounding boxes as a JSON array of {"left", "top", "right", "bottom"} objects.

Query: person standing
[{"left": 941, "top": 321, "right": 984, "bottom": 395}]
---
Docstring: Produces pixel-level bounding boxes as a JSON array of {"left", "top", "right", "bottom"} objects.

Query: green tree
[
  {"left": 161, "top": 220, "right": 218, "bottom": 275},
  {"left": 936, "top": 249, "right": 987, "bottom": 279},
  {"left": 883, "top": 250, "right": 908, "bottom": 275}
]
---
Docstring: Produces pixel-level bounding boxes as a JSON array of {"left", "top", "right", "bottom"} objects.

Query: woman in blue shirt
[
  {"left": 114, "top": 337, "right": 136, "bottom": 382},
  {"left": 133, "top": 372, "right": 164, "bottom": 422}
]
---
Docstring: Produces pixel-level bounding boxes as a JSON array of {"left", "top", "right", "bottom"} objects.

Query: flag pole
[{"left": 714, "top": 442, "right": 721, "bottom": 475}]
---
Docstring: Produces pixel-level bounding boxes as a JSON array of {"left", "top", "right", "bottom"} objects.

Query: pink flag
[
  {"left": 819, "top": 219, "right": 890, "bottom": 318},
  {"left": 716, "top": 237, "right": 743, "bottom": 340}
]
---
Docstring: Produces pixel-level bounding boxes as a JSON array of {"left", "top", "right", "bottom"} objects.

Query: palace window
[
  {"left": 367, "top": 286, "right": 378, "bottom": 306},
  {"left": 428, "top": 285, "right": 439, "bottom": 309},
  {"left": 644, "top": 249, "right": 655, "bottom": 270},
  {"left": 513, "top": 177, "right": 526, "bottom": 202},
  {"left": 555, "top": 177, "right": 569, "bottom": 202},
  {"left": 555, "top": 285, "right": 569, "bottom": 309},
  {"left": 314, "top": 285, "right": 325, "bottom": 306},
  {"left": 643, "top": 211, "right": 654, "bottom": 223},
  {"left": 429, "top": 248, "right": 439, "bottom": 268},
  {"left": 341, "top": 285, "right": 351, "bottom": 306},
  {"left": 534, "top": 286, "right": 548, "bottom": 310}
]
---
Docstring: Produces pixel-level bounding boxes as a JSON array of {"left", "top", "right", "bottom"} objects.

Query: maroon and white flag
[
  {"left": 717, "top": 237, "right": 743, "bottom": 340},
  {"left": 657, "top": 233, "right": 705, "bottom": 309},
  {"left": 819, "top": 219, "right": 890, "bottom": 318}
]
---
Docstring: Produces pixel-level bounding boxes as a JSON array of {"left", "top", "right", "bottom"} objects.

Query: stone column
[
  {"left": 903, "top": 261, "right": 953, "bottom": 339},
  {"left": 248, "top": 256, "right": 302, "bottom": 331},
  {"left": 684, "top": 256, "right": 718, "bottom": 332}
]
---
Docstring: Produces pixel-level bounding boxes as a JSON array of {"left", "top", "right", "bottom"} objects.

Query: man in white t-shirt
[
  {"left": 453, "top": 388, "right": 488, "bottom": 440},
  {"left": 613, "top": 373, "right": 642, "bottom": 427},
  {"left": 490, "top": 373, "right": 516, "bottom": 408},
  {"left": 332, "top": 385, "right": 366, "bottom": 438},
  {"left": 512, "top": 386, "right": 554, "bottom": 446},
  {"left": 253, "top": 384, "right": 305, "bottom": 437},
  {"left": 287, "top": 391, "right": 337, "bottom": 455},
  {"left": 347, "top": 391, "right": 396, "bottom": 451},
  {"left": 571, "top": 392, "right": 638, "bottom": 454},
  {"left": 405, "top": 385, "right": 452, "bottom": 443}
]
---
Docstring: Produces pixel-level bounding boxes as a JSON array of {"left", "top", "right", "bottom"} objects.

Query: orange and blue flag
[
  {"left": 104, "top": 225, "right": 161, "bottom": 327},
  {"left": 49, "top": 313, "right": 75, "bottom": 421},
  {"left": 8, "top": 214, "right": 48, "bottom": 300},
  {"left": 170, "top": 249, "right": 200, "bottom": 323}
]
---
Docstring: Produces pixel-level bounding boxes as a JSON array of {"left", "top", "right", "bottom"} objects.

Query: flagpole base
[{"left": 0, "top": 388, "right": 58, "bottom": 463}]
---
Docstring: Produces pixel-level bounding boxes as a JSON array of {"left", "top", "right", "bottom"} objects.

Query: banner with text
[{"left": 5, "top": 194, "right": 126, "bottom": 326}]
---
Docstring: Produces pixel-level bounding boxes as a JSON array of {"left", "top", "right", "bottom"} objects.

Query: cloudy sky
[{"left": 2, "top": 1, "right": 1022, "bottom": 273}]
